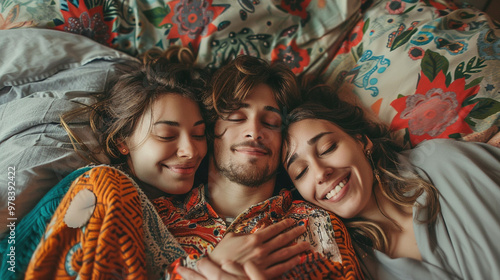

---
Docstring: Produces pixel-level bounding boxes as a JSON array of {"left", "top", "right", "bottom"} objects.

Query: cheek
[
  {"left": 197, "top": 141, "right": 208, "bottom": 158},
  {"left": 295, "top": 182, "right": 315, "bottom": 201},
  {"left": 268, "top": 132, "right": 282, "bottom": 150},
  {"left": 153, "top": 142, "right": 178, "bottom": 158}
]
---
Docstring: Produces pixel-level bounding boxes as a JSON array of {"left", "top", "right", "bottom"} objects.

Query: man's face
[{"left": 212, "top": 83, "right": 283, "bottom": 187}]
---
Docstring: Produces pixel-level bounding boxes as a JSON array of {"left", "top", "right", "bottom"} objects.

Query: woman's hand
[{"left": 207, "top": 218, "right": 310, "bottom": 278}]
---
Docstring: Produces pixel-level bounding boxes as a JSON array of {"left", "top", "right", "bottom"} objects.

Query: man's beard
[{"left": 213, "top": 155, "right": 277, "bottom": 187}]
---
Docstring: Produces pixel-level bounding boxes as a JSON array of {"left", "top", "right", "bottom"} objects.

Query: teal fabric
[
  {"left": 358, "top": 139, "right": 500, "bottom": 280},
  {"left": 0, "top": 166, "right": 92, "bottom": 280}
]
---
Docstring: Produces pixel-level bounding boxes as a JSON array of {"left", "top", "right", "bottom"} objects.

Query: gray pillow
[{"left": 0, "top": 29, "right": 136, "bottom": 234}]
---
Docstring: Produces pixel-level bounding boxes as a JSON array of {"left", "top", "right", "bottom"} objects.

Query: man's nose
[{"left": 244, "top": 119, "right": 264, "bottom": 140}]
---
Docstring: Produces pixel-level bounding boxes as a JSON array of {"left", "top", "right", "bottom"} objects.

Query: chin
[{"left": 173, "top": 181, "right": 195, "bottom": 194}]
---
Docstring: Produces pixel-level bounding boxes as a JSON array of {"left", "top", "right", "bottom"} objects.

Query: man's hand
[{"left": 208, "top": 218, "right": 311, "bottom": 278}]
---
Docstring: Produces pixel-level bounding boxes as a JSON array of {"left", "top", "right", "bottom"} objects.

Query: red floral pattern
[
  {"left": 271, "top": 40, "right": 310, "bottom": 74},
  {"left": 161, "top": 0, "right": 226, "bottom": 54},
  {"left": 55, "top": 0, "right": 116, "bottom": 46},
  {"left": 390, "top": 71, "right": 479, "bottom": 145}
]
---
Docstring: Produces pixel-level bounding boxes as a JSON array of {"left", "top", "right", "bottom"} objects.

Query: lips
[
  {"left": 232, "top": 141, "right": 271, "bottom": 156},
  {"left": 234, "top": 147, "right": 268, "bottom": 155},
  {"left": 163, "top": 163, "right": 197, "bottom": 175}
]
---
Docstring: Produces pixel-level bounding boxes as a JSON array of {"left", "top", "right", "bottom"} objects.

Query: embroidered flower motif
[
  {"left": 161, "top": 0, "right": 226, "bottom": 54},
  {"left": 386, "top": 0, "right": 405, "bottom": 15},
  {"left": 55, "top": 0, "right": 116, "bottom": 45},
  {"left": 408, "top": 46, "right": 424, "bottom": 60},
  {"left": 390, "top": 71, "right": 478, "bottom": 145},
  {"left": 65, "top": 12, "right": 109, "bottom": 44},
  {"left": 401, "top": 88, "right": 459, "bottom": 137},
  {"left": 172, "top": 0, "right": 214, "bottom": 39},
  {"left": 271, "top": 40, "right": 310, "bottom": 74}
]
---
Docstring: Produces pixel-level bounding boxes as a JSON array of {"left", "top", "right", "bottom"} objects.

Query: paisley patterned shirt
[{"left": 152, "top": 184, "right": 364, "bottom": 279}]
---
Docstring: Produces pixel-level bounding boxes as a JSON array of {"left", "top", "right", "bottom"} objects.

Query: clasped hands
[{"left": 177, "top": 218, "right": 311, "bottom": 279}]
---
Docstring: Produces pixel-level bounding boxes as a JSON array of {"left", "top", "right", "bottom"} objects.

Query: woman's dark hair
[{"left": 61, "top": 46, "right": 210, "bottom": 165}]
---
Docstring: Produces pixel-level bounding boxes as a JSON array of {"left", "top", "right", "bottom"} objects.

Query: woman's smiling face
[
  {"left": 284, "top": 118, "right": 374, "bottom": 219},
  {"left": 124, "top": 93, "right": 207, "bottom": 196}
]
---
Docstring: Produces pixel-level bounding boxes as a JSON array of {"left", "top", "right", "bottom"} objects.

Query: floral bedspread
[
  {"left": 0, "top": 0, "right": 362, "bottom": 75},
  {"left": 0, "top": 0, "right": 499, "bottom": 146},
  {"left": 322, "top": 0, "right": 500, "bottom": 146}
]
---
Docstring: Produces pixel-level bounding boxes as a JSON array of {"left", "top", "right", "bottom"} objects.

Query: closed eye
[
  {"left": 264, "top": 122, "right": 281, "bottom": 129},
  {"left": 159, "top": 136, "right": 175, "bottom": 141},
  {"left": 320, "top": 143, "right": 337, "bottom": 156},
  {"left": 294, "top": 167, "right": 308, "bottom": 181}
]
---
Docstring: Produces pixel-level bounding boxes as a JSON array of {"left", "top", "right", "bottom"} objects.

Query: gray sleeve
[{"left": 403, "top": 139, "right": 500, "bottom": 280}]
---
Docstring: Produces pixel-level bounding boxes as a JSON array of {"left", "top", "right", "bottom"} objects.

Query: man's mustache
[{"left": 231, "top": 141, "right": 272, "bottom": 155}]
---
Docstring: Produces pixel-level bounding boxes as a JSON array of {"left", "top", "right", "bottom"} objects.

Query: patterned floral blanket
[{"left": 1, "top": 0, "right": 497, "bottom": 146}]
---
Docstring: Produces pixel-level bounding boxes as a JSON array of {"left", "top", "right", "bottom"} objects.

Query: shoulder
[
  {"left": 400, "top": 139, "right": 500, "bottom": 193},
  {"left": 74, "top": 165, "right": 138, "bottom": 190},
  {"left": 403, "top": 139, "right": 500, "bottom": 169},
  {"left": 80, "top": 165, "right": 129, "bottom": 178}
]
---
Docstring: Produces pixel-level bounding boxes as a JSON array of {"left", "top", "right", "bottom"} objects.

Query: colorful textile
[
  {"left": 322, "top": 0, "right": 500, "bottom": 147},
  {"left": 25, "top": 165, "right": 185, "bottom": 280},
  {"left": 0, "top": 0, "right": 361, "bottom": 75},
  {"left": 152, "top": 185, "right": 364, "bottom": 280},
  {"left": 0, "top": 166, "right": 91, "bottom": 280}
]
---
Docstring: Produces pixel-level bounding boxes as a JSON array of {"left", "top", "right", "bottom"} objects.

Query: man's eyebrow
[
  {"left": 232, "top": 104, "right": 280, "bottom": 115},
  {"left": 155, "top": 121, "right": 179, "bottom": 127},
  {"left": 264, "top": 106, "right": 281, "bottom": 115},
  {"left": 307, "top": 132, "right": 333, "bottom": 145}
]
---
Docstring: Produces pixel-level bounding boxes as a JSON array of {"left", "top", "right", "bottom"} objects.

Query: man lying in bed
[{"left": 152, "top": 55, "right": 364, "bottom": 279}]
